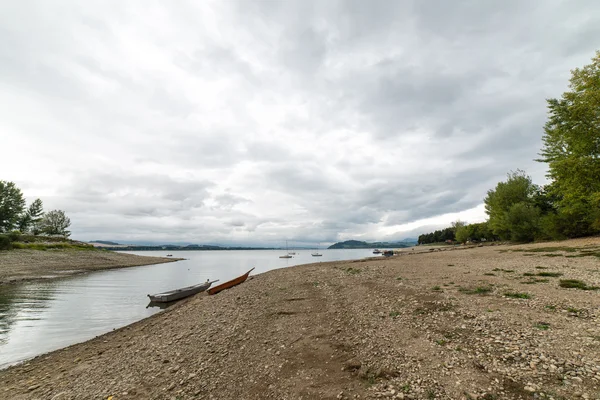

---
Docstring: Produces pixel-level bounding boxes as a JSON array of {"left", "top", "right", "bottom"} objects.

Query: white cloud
[{"left": 1, "top": 0, "right": 598, "bottom": 245}]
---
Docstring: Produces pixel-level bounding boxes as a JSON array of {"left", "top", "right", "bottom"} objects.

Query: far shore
[
  {"left": 0, "top": 249, "right": 182, "bottom": 285},
  {"left": 1, "top": 237, "right": 599, "bottom": 399}
]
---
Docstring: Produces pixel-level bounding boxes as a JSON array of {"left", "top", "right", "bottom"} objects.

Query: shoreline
[
  {"left": 1, "top": 238, "right": 599, "bottom": 399},
  {"left": 0, "top": 249, "right": 182, "bottom": 286}
]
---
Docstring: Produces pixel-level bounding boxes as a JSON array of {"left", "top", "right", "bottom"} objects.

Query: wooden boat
[
  {"left": 208, "top": 268, "right": 255, "bottom": 295},
  {"left": 147, "top": 279, "right": 218, "bottom": 303}
]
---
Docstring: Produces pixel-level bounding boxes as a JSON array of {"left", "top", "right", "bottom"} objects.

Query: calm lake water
[{"left": 0, "top": 249, "right": 377, "bottom": 369}]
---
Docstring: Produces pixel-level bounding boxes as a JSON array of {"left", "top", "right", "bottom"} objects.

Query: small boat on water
[
  {"left": 147, "top": 279, "right": 218, "bottom": 303},
  {"left": 373, "top": 249, "right": 382, "bottom": 254},
  {"left": 166, "top": 254, "right": 173, "bottom": 257},
  {"left": 311, "top": 252, "right": 322, "bottom": 256},
  {"left": 208, "top": 268, "right": 255, "bottom": 295},
  {"left": 279, "top": 254, "right": 293, "bottom": 258}
]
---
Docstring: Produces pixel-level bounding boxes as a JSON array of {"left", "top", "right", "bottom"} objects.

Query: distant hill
[
  {"left": 90, "top": 240, "right": 120, "bottom": 245},
  {"left": 328, "top": 240, "right": 415, "bottom": 249}
]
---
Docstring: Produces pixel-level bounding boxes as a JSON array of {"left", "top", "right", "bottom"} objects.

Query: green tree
[
  {"left": 484, "top": 170, "right": 539, "bottom": 240},
  {"left": 506, "top": 203, "right": 541, "bottom": 242},
  {"left": 455, "top": 225, "right": 469, "bottom": 243},
  {"left": 538, "top": 51, "right": 600, "bottom": 236},
  {"left": 27, "top": 199, "right": 44, "bottom": 235},
  {"left": 0, "top": 181, "right": 26, "bottom": 233},
  {"left": 41, "top": 210, "right": 71, "bottom": 237}
]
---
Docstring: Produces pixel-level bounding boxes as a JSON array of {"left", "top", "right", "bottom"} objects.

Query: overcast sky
[{"left": 1, "top": 1, "right": 598, "bottom": 246}]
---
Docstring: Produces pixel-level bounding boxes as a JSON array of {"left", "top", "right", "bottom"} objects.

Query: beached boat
[
  {"left": 208, "top": 268, "right": 255, "bottom": 295},
  {"left": 147, "top": 279, "right": 218, "bottom": 303}
]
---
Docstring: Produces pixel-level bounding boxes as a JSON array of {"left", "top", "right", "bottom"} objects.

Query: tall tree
[
  {"left": 539, "top": 51, "right": 600, "bottom": 236},
  {"left": 27, "top": 199, "right": 44, "bottom": 235},
  {"left": 484, "top": 170, "right": 539, "bottom": 240},
  {"left": 0, "top": 181, "right": 26, "bottom": 233},
  {"left": 41, "top": 210, "right": 71, "bottom": 237}
]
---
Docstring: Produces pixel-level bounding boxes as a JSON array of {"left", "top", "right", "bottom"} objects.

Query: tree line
[
  {"left": 0, "top": 181, "right": 71, "bottom": 238},
  {"left": 420, "top": 51, "right": 600, "bottom": 244}
]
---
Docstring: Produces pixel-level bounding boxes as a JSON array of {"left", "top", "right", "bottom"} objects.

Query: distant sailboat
[
  {"left": 312, "top": 242, "right": 322, "bottom": 257},
  {"left": 279, "top": 241, "right": 293, "bottom": 258}
]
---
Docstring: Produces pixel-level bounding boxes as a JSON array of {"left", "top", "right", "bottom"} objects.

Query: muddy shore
[
  {"left": 0, "top": 249, "right": 180, "bottom": 285},
  {"left": 1, "top": 238, "right": 599, "bottom": 399}
]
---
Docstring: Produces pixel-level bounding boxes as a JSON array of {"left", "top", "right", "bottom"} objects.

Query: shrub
[{"left": 0, "top": 235, "right": 12, "bottom": 250}]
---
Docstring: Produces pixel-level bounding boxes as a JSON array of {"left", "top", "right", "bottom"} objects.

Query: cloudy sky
[{"left": 1, "top": 1, "right": 598, "bottom": 246}]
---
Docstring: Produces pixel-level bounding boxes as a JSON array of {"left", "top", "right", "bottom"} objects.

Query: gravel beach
[
  {"left": 0, "top": 250, "right": 179, "bottom": 285},
  {"left": 1, "top": 238, "right": 599, "bottom": 399}
]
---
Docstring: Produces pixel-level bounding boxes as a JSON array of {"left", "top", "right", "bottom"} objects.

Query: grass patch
[
  {"left": 523, "top": 272, "right": 535, "bottom": 277},
  {"left": 345, "top": 267, "right": 361, "bottom": 275},
  {"left": 447, "top": 264, "right": 455, "bottom": 266},
  {"left": 545, "top": 305, "right": 556, "bottom": 311},
  {"left": 535, "top": 322, "right": 550, "bottom": 330},
  {"left": 389, "top": 311, "right": 400, "bottom": 318},
  {"left": 436, "top": 339, "right": 447, "bottom": 346},
  {"left": 521, "top": 279, "right": 548, "bottom": 284},
  {"left": 396, "top": 277, "right": 402, "bottom": 280},
  {"left": 459, "top": 286, "right": 493, "bottom": 295},
  {"left": 543, "top": 253, "right": 563, "bottom": 257},
  {"left": 504, "top": 291, "right": 532, "bottom": 299},
  {"left": 483, "top": 273, "right": 495, "bottom": 276},
  {"left": 11, "top": 242, "right": 96, "bottom": 251},
  {"left": 535, "top": 266, "right": 548, "bottom": 269},
  {"left": 537, "top": 272, "right": 563, "bottom": 277},
  {"left": 524, "top": 247, "right": 578, "bottom": 253},
  {"left": 492, "top": 268, "right": 514, "bottom": 273},
  {"left": 432, "top": 286, "right": 442, "bottom": 291},
  {"left": 559, "top": 279, "right": 599, "bottom": 290}
]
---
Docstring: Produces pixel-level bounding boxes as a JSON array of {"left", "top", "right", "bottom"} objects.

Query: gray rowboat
[{"left": 147, "top": 279, "right": 218, "bottom": 303}]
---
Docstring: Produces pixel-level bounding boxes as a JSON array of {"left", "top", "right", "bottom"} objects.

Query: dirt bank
[
  {"left": 0, "top": 250, "right": 180, "bottom": 285},
  {"left": 1, "top": 238, "right": 599, "bottom": 399}
]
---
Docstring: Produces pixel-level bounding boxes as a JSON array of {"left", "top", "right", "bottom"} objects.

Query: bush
[
  {"left": 0, "top": 235, "right": 12, "bottom": 250},
  {"left": 7, "top": 231, "right": 21, "bottom": 242}
]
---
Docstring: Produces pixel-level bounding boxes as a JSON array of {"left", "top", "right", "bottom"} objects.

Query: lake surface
[{"left": 0, "top": 248, "right": 377, "bottom": 369}]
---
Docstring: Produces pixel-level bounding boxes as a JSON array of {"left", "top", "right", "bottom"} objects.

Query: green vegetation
[
  {"left": 559, "top": 279, "right": 599, "bottom": 290},
  {"left": 536, "top": 272, "right": 563, "bottom": 277},
  {"left": 504, "top": 291, "right": 532, "bottom": 299},
  {"left": 431, "top": 286, "right": 442, "bottom": 291},
  {"left": 459, "top": 286, "right": 493, "bottom": 295},
  {"left": 389, "top": 311, "right": 400, "bottom": 318},
  {"left": 0, "top": 180, "right": 72, "bottom": 241},
  {"left": 521, "top": 278, "right": 549, "bottom": 284},
  {"left": 345, "top": 267, "right": 361, "bottom": 275},
  {"left": 535, "top": 322, "right": 550, "bottom": 330},
  {"left": 492, "top": 268, "right": 514, "bottom": 273}
]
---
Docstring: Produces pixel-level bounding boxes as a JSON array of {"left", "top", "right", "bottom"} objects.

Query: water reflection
[{"left": 0, "top": 249, "right": 377, "bottom": 368}]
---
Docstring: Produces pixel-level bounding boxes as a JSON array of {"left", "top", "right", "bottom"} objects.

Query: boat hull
[
  {"left": 148, "top": 280, "right": 216, "bottom": 303},
  {"left": 207, "top": 268, "right": 255, "bottom": 295}
]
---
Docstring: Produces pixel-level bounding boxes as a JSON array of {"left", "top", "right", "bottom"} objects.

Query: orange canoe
[{"left": 207, "top": 268, "right": 255, "bottom": 295}]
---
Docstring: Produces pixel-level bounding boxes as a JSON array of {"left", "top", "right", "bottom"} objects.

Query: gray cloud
[{"left": 1, "top": 0, "right": 598, "bottom": 245}]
